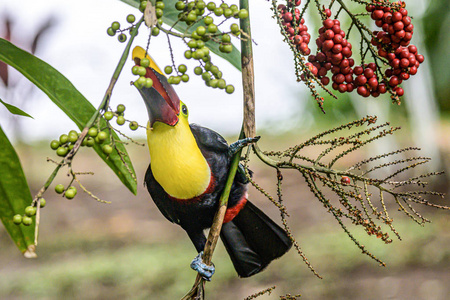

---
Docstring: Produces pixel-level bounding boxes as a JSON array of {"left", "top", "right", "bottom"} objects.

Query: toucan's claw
[
  {"left": 190, "top": 251, "right": 215, "bottom": 281},
  {"left": 229, "top": 136, "right": 261, "bottom": 156}
]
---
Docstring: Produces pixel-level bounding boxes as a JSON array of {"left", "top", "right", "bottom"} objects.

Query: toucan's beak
[{"left": 136, "top": 65, "right": 180, "bottom": 127}]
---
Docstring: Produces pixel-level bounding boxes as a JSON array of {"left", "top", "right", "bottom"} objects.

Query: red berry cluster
[
  {"left": 353, "top": 63, "right": 387, "bottom": 97},
  {"left": 367, "top": 2, "right": 424, "bottom": 95},
  {"left": 305, "top": 17, "right": 355, "bottom": 93},
  {"left": 278, "top": 1, "right": 311, "bottom": 55}
]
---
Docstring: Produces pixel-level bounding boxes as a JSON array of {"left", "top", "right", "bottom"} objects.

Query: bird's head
[{"left": 132, "top": 46, "right": 189, "bottom": 129}]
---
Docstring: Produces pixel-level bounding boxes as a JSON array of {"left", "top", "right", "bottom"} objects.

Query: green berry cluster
[
  {"left": 106, "top": 13, "right": 137, "bottom": 43},
  {"left": 104, "top": 104, "right": 140, "bottom": 131},
  {"left": 13, "top": 199, "right": 46, "bottom": 226},
  {"left": 50, "top": 130, "right": 86, "bottom": 157},
  {"left": 55, "top": 184, "right": 78, "bottom": 200},
  {"left": 132, "top": 58, "right": 154, "bottom": 89},
  {"left": 165, "top": 64, "right": 190, "bottom": 85}
]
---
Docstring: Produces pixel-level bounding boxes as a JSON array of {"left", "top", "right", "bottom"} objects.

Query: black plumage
[{"left": 144, "top": 124, "right": 292, "bottom": 277}]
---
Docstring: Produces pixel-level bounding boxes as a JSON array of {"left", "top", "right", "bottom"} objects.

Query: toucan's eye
[{"left": 181, "top": 104, "right": 188, "bottom": 116}]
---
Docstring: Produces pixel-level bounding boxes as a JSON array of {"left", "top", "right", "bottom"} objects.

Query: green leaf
[
  {"left": 119, "top": 0, "right": 242, "bottom": 71},
  {"left": 0, "top": 38, "right": 137, "bottom": 195},
  {"left": 0, "top": 126, "right": 36, "bottom": 256},
  {"left": 0, "top": 97, "right": 33, "bottom": 118}
]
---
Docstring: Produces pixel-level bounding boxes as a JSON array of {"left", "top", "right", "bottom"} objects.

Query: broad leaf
[
  {"left": 0, "top": 98, "right": 33, "bottom": 118},
  {"left": 119, "top": 0, "right": 242, "bottom": 71},
  {"left": 0, "top": 126, "right": 36, "bottom": 256},
  {"left": 0, "top": 38, "right": 137, "bottom": 195}
]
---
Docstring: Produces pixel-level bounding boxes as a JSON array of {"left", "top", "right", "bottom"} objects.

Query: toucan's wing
[{"left": 190, "top": 124, "right": 229, "bottom": 153}]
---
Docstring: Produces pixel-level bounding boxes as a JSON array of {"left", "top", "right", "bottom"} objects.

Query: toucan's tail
[{"left": 220, "top": 200, "right": 292, "bottom": 277}]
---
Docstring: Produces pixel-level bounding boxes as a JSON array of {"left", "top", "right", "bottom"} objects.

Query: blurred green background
[{"left": 0, "top": 0, "right": 449, "bottom": 299}]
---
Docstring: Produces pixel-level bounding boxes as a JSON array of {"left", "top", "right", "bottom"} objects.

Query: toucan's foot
[
  {"left": 190, "top": 251, "right": 215, "bottom": 281},
  {"left": 229, "top": 136, "right": 260, "bottom": 156}
]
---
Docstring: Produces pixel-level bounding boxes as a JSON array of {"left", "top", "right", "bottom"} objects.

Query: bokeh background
[{"left": 0, "top": 0, "right": 449, "bottom": 299}]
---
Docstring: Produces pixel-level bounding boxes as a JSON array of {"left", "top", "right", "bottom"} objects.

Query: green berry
[
  {"left": 196, "top": 0, "right": 206, "bottom": 9},
  {"left": 206, "top": 2, "right": 216, "bottom": 11},
  {"left": 13, "top": 214, "right": 22, "bottom": 225},
  {"left": 107, "top": 27, "right": 116, "bottom": 36},
  {"left": 22, "top": 216, "right": 32, "bottom": 226},
  {"left": 156, "top": 1, "right": 165, "bottom": 9},
  {"left": 68, "top": 132, "right": 78, "bottom": 143},
  {"left": 204, "top": 62, "right": 212, "bottom": 71},
  {"left": 184, "top": 50, "right": 192, "bottom": 59},
  {"left": 55, "top": 184, "right": 65, "bottom": 194},
  {"left": 230, "top": 23, "right": 240, "bottom": 34},
  {"left": 88, "top": 127, "right": 98, "bottom": 137},
  {"left": 222, "top": 34, "right": 231, "bottom": 43},
  {"left": 132, "top": 65, "right": 139, "bottom": 75},
  {"left": 181, "top": 74, "right": 189, "bottom": 82},
  {"left": 209, "top": 79, "right": 219, "bottom": 88},
  {"left": 175, "top": 1, "right": 185, "bottom": 10},
  {"left": 172, "top": 76, "right": 181, "bottom": 84},
  {"left": 139, "top": 1, "right": 147, "bottom": 12},
  {"left": 178, "top": 64, "right": 187, "bottom": 74},
  {"left": 137, "top": 66, "right": 147, "bottom": 76},
  {"left": 214, "top": 7, "right": 224, "bottom": 16},
  {"left": 155, "top": 8, "right": 163, "bottom": 18},
  {"left": 207, "top": 24, "right": 218, "bottom": 33},
  {"left": 223, "top": 44, "right": 233, "bottom": 53},
  {"left": 25, "top": 206, "right": 36, "bottom": 217},
  {"left": 188, "top": 40, "right": 197, "bottom": 49},
  {"left": 215, "top": 71, "right": 223, "bottom": 79},
  {"left": 145, "top": 78, "right": 153, "bottom": 88},
  {"left": 202, "top": 72, "right": 211, "bottom": 82},
  {"left": 111, "top": 21, "right": 120, "bottom": 31},
  {"left": 194, "top": 67, "right": 203, "bottom": 75},
  {"left": 196, "top": 40, "right": 205, "bottom": 49},
  {"left": 39, "top": 198, "right": 46, "bottom": 208},
  {"left": 164, "top": 66, "right": 173, "bottom": 75},
  {"left": 217, "top": 79, "right": 226, "bottom": 89},
  {"left": 97, "top": 131, "right": 108, "bottom": 141},
  {"left": 127, "top": 14, "right": 135, "bottom": 23},
  {"left": 65, "top": 188, "right": 76, "bottom": 200},
  {"left": 239, "top": 9, "right": 249, "bottom": 19},
  {"left": 116, "top": 116, "right": 126, "bottom": 126},
  {"left": 220, "top": 3, "right": 229, "bottom": 9},
  {"left": 210, "top": 65, "right": 219, "bottom": 75},
  {"left": 56, "top": 147, "right": 68, "bottom": 157},
  {"left": 104, "top": 111, "right": 114, "bottom": 121},
  {"left": 81, "top": 138, "right": 87, "bottom": 147},
  {"left": 118, "top": 34, "right": 127, "bottom": 43},
  {"left": 102, "top": 144, "right": 113, "bottom": 154},
  {"left": 116, "top": 104, "right": 126, "bottom": 113},
  {"left": 196, "top": 26, "right": 206, "bottom": 36},
  {"left": 59, "top": 134, "right": 68, "bottom": 144},
  {"left": 226, "top": 84, "right": 235, "bottom": 94},
  {"left": 140, "top": 58, "right": 150, "bottom": 68},
  {"left": 129, "top": 121, "right": 139, "bottom": 131},
  {"left": 224, "top": 8, "right": 233, "bottom": 18},
  {"left": 151, "top": 27, "right": 160, "bottom": 36},
  {"left": 204, "top": 16, "right": 213, "bottom": 25},
  {"left": 86, "top": 137, "right": 95, "bottom": 147},
  {"left": 193, "top": 49, "right": 204, "bottom": 59},
  {"left": 50, "top": 140, "right": 60, "bottom": 150},
  {"left": 187, "top": 12, "right": 197, "bottom": 22},
  {"left": 135, "top": 76, "right": 147, "bottom": 88}
]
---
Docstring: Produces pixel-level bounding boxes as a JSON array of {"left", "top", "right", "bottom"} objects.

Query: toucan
[{"left": 133, "top": 47, "right": 292, "bottom": 280}]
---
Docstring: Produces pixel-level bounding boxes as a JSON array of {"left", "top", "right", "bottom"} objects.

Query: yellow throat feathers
[{"left": 147, "top": 113, "right": 211, "bottom": 200}]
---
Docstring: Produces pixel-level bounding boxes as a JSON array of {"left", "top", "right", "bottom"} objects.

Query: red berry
[
  {"left": 355, "top": 75, "right": 367, "bottom": 86},
  {"left": 364, "top": 68, "right": 374, "bottom": 78},
  {"left": 323, "top": 19, "right": 334, "bottom": 29},
  {"left": 389, "top": 76, "right": 399, "bottom": 87}
]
